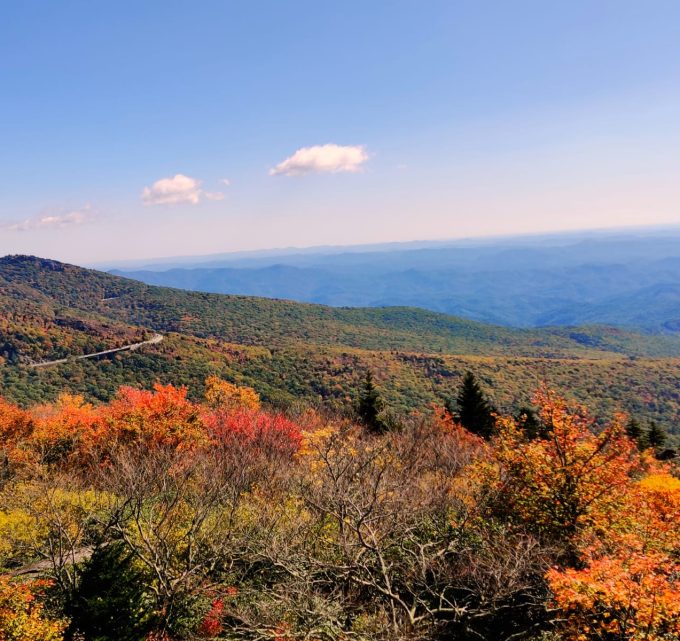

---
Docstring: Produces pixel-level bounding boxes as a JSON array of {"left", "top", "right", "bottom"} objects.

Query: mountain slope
[
  {"left": 4, "top": 255, "right": 680, "bottom": 358},
  {"left": 1, "top": 255, "right": 680, "bottom": 438}
]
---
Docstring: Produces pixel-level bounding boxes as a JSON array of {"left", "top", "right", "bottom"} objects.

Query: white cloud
[
  {"left": 220, "top": 178, "right": 231, "bottom": 186},
  {"left": 142, "top": 174, "right": 201, "bottom": 205},
  {"left": 141, "top": 174, "right": 225, "bottom": 206},
  {"left": 4, "top": 205, "right": 94, "bottom": 232},
  {"left": 142, "top": 174, "right": 202, "bottom": 206},
  {"left": 269, "top": 144, "right": 369, "bottom": 176}
]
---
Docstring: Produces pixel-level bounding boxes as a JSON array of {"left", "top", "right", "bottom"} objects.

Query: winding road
[{"left": 29, "top": 333, "right": 164, "bottom": 368}]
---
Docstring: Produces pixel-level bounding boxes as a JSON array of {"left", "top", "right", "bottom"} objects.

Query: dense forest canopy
[{"left": 0, "top": 256, "right": 678, "bottom": 640}]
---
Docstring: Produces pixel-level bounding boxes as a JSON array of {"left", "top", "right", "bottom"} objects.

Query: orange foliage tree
[
  {"left": 0, "top": 577, "right": 66, "bottom": 641},
  {"left": 547, "top": 472, "right": 680, "bottom": 640},
  {"left": 490, "top": 387, "right": 679, "bottom": 640},
  {"left": 493, "top": 388, "right": 639, "bottom": 551},
  {"left": 30, "top": 394, "right": 99, "bottom": 465},
  {"left": 102, "top": 383, "right": 206, "bottom": 450},
  {"left": 0, "top": 399, "right": 34, "bottom": 470}
]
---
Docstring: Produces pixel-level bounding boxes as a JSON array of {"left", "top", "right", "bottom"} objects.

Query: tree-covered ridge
[
  {"left": 1, "top": 255, "right": 680, "bottom": 438},
  {"left": 0, "top": 383, "right": 677, "bottom": 640},
  {"left": 3, "top": 255, "right": 680, "bottom": 357}
]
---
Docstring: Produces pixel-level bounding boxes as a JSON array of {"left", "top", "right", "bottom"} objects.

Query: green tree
[
  {"left": 646, "top": 421, "right": 667, "bottom": 449},
  {"left": 68, "top": 542, "right": 154, "bottom": 641},
  {"left": 625, "top": 417, "right": 645, "bottom": 450},
  {"left": 357, "top": 371, "right": 388, "bottom": 434},
  {"left": 453, "top": 372, "right": 496, "bottom": 439},
  {"left": 515, "top": 405, "right": 546, "bottom": 440}
]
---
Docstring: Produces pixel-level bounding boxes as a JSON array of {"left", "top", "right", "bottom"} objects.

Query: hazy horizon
[
  {"left": 3, "top": 222, "right": 678, "bottom": 271},
  {"left": 81, "top": 222, "right": 678, "bottom": 270}
]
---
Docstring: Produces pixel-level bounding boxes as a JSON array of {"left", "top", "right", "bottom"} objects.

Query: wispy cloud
[
  {"left": 4, "top": 205, "right": 94, "bottom": 232},
  {"left": 141, "top": 174, "right": 225, "bottom": 206},
  {"left": 270, "top": 144, "right": 369, "bottom": 176}
]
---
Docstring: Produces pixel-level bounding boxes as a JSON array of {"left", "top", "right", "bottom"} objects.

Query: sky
[{"left": 2, "top": 0, "right": 680, "bottom": 264}]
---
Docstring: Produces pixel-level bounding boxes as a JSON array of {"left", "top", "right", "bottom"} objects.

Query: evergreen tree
[
  {"left": 68, "top": 542, "right": 154, "bottom": 641},
  {"left": 625, "top": 417, "right": 645, "bottom": 450},
  {"left": 454, "top": 371, "right": 496, "bottom": 439},
  {"left": 646, "top": 421, "right": 667, "bottom": 449},
  {"left": 515, "top": 406, "right": 546, "bottom": 440},
  {"left": 357, "top": 371, "right": 388, "bottom": 434}
]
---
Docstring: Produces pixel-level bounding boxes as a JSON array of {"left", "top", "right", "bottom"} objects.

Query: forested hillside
[{"left": 1, "top": 255, "right": 680, "bottom": 437}]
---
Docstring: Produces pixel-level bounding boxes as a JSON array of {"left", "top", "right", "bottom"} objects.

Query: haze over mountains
[{"left": 109, "top": 229, "right": 680, "bottom": 333}]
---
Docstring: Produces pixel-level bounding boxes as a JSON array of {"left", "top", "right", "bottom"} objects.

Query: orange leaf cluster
[
  {"left": 0, "top": 379, "right": 302, "bottom": 472},
  {"left": 0, "top": 577, "right": 66, "bottom": 641},
  {"left": 493, "top": 388, "right": 639, "bottom": 544}
]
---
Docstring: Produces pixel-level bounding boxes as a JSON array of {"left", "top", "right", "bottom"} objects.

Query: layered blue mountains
[{"left": 107, "top": 228, "right": 680, "bottom": 333}]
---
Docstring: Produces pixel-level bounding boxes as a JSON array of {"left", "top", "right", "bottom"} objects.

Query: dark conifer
[
  {"left": 515, "top": 406, "right": 545, "bottom": 440},
  {"left": 646, "top": 421, "right": 667, "bottom": 449},
  {"left": 625, "top": 417, "right": 645, "bottom": 450},
  {"left": 454, "top": 371, "right": 496, "bottom": 439},
  {"left": 68, "top": 542, "right": 153, "bottom": 640},
  {"left": 357, "top": 370, "right": 388, "bottom": 434}
]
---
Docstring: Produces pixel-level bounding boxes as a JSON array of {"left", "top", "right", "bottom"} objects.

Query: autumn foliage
[
  {"left": 0, "top": 577, "right": 66, "bottom": 641},
  {"left": 0, "top": 381, "right": 677, "bottom": 641},
  {"left": 547, "top": 472, "right": 680, "bottom": 640},
  {"left": 493, "top": 388, "right": 639, "bottom": 548},
  {"left": 491, "top": 389, "right": 679, "bottom": 641},
  {"left": 0, "top": 380, "right": 301, "bottom": 472}
]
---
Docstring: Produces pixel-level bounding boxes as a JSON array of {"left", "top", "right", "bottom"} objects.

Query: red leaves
[
  {"left": 205, "top": 407, "right": 302, "bottom": 449},
  {"left": 197, "top": 598, "right": 225, "bottom": 638},
  {"left": 0, "top": 383, "right": 303, "bottom": 471}
]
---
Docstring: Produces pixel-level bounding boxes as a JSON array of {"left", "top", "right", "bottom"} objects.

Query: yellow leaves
[
  {"left": 298, "top": 427, "right": 331, "bottom": 450},
  {"left": 296, "top": 425, "right": 342, "bottom": 467},
  {"left": 630, "top": 473, "right": 680, "bottom": 554},
  {"left": 0, "top": 481, "right": 105, "bottom": 568},
  {"left": 638, "top": 472, "right": 680, "bottom": 494},
  {"left": 204, "top": 376, "right": 260, "bottom": 411},
  {"left": 0, "top": 508, "right": 41, "bottom": 565}
]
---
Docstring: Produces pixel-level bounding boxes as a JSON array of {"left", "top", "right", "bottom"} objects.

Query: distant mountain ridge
[{"left": 111, "top": 231, "right": 680, "bottom": 332}]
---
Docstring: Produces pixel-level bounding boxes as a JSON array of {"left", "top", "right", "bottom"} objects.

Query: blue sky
[{"left": 2, "top": 0, "right": 680, "bottom": 263}]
